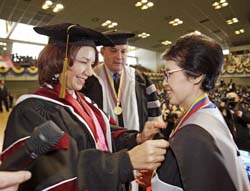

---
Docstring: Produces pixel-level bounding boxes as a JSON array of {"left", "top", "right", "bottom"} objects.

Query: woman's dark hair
[
  {"left": 38, "top": 45, "right": 98, "bottom": 85},
  {"left": 162, "top": 33, "right": 224, "bottom": 92}
]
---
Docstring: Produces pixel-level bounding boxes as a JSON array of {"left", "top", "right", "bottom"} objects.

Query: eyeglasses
[{"left": 163, "top": 68, "right": 184, "bottom": 81}]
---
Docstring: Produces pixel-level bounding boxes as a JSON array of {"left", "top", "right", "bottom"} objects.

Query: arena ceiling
[{"left": 0, "top": 0, "right": 250, "bottom": 53}]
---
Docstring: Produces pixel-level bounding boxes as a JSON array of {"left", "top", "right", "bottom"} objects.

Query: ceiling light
[
  {"left": 212, "top": 2, "right": 219, "bottom": 6},
  {"left": 214, "top": 5, "right": 221, "bottom": 9},
  {"left": 42, "top": 0, "right": 53, "bottom": 9},
  {"left": 53, "top": 3, "right": 64, "bottom": 13},
  {"left": 108, "top": 23, "right": 117, "bottom": 28},
  {"left": 147, "top": 2, "right": 154, "bottom": 7},
  {"left": 212, "top": 0, "right": 228, "bottom": 10},
  {"left": 235, "top": 31, "right": 240, "bottom": 35},
  {"left": 101, "top": 20, "right": 118, "bottom": 29},
  {"left": 102, "top": 20, "right": 110, "bottom": 26},
  {"left": 0, "top": 42, "right": 7, "bottom": 46},
  {"left": 42, "top": 5, "right": 49, "bottom": 9},
  {"left": 134, "top": 0, "right": 154, "bottom": 10},
  {"left": 232, "top": 18, "right": 238, "bottom": 22},
  {"left": 42, "top": 1, "right": 64, "bottom": 13},
  {"left": 221, "top": 2, "right": 228, "bottom": 7},
  {"left": 55, "top": 3, "right": 64, "bottom": 9},
  {"left": 141, "top": 5, "right": 148, "bottom": 10},
  {"left": 169, "top": 18, "right": 184, "bottom": 26},
  {"left": 226, "top": 17, "right": 238, "bottom": 25},
  {"left": 138, "top": 32, "right": 150, "bottom": 38},
  {"left": 135, "top": 2, "right": 142, "bottom": 7},
  {"left": 161, "top": 40, "right": 172, "bottom": 46},
  {"left": 46, "top": 0, "right": 53, "bottom": 6},
  {"left": 234, "top": 29, "right": 244, "bottom": 35},
  {"left": 194, "top": 30, "right": 201, "bottom": 35}
]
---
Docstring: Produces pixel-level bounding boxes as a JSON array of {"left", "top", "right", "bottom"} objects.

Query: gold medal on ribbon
[
  {"left": 114, "top": 105, "right": 122, "bottom": 115},
  {"left": 103, "top": 65, "right": 125, "bottom": 116}
]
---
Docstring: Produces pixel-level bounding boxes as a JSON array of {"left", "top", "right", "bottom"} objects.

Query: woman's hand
[
  {"left": 137, "top": 120, "right": 166, "bottom": 144},
  {"left": 128, "top": 139, "right": 169, "bottom": 170}
]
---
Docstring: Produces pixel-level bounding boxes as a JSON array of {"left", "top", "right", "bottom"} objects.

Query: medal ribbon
[
  {"left": 169, "top": 93, "right": 211, "bottom": 139},
  {"left": 103, "top": 65, "right": 125, "bottom": 107}
]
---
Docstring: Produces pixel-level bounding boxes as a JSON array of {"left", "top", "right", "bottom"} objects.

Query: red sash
[{"left": 34, "top": 85, "right": 107, "bottom": 146}]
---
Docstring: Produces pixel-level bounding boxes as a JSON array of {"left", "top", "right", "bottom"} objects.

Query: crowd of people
[
  {"left": 0, "top": 22, "right": 249, "bottom": 191},
  {"left": 11, "top": 54, "right": 37, "bottom": 67}
]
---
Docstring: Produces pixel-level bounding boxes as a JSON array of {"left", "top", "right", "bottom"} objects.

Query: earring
[{"left": 52, "top": 74, "right": 60, "bottom": 82}]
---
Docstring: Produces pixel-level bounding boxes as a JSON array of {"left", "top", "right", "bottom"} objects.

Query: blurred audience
[{"left": 11, "top": 54, "right": 37, "bottom": 67}]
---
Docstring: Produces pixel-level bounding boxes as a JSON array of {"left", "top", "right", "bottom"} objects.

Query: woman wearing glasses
[{"left": 151, "top": 33, "right": 249, "bottom": 190}]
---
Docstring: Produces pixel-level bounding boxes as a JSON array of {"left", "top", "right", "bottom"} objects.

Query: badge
[{"left": 114, "top": 106, "right": 122, "bottom": 115}]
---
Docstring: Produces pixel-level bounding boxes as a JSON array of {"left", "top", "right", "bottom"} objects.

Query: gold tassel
[
  {"left": 59, "top": 57, "right": 68, "bottom": 98},
  {"left": 58, "top": 24, "right": 77, "bottom": 99},
  {"left": 5, "top": 21, "right": 8, "bottom": 33}
]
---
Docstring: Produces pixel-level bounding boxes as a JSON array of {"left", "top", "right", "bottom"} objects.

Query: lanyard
[
  {"left": 103, "top": 65, "right": 126, "bottom": 114},
  {"left": 169, "top": 94, "right": 211, "bottom": 139}
]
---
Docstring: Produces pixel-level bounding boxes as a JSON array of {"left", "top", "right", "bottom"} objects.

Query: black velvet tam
[
  {"left": 34, "top": 23, "right": 113, "bottom": 46},
  {"left": 105, "top": 32, "right": 135, "bottom": 45}
]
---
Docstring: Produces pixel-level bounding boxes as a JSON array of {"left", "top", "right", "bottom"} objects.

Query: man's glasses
[{"left": 163, "top": 68, "right": 184, "bottom": 81}]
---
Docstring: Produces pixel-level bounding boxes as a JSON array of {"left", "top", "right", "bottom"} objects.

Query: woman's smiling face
[
  {"left": 162, "top": 60, "right": 194, "bottom": 109},
  {"left": 66, "top": 46, "right": 96, "bottom": 92}
]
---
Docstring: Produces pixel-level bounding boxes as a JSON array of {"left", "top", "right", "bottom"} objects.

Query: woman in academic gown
[
  {"left": 151, "top": 33, "right": 250, "bottom": 191},
  {"left": 1, "top": 23, "right": 168, "bottom": 191}
]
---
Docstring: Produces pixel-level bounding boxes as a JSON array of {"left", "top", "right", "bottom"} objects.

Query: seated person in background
[
  {"left": 1, "top": 23, "right": 168, "bottom": 191},
  {"left": 0, "top": 79, "right": 9, "bottom": 112},
  {"left": 226, "top": 91, "right": 250, "bottom": 151},
  {"left": 150, "top": 33, "right": 250, "bottom": 191}
]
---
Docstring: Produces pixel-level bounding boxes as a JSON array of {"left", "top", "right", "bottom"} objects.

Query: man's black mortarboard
[
  {"left": 34, "top": 23, "right": 113, "bottom": 98},
  {"left": 104, "top": 32, "right": 135, "bottom": 46}
]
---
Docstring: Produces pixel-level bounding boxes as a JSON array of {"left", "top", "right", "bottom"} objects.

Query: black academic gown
[
  {"left": 152, "top": 106, "right": 250, "bottom": 191},
  {"left": 1, "top": 87, "right": 137, "bottom": 191}
]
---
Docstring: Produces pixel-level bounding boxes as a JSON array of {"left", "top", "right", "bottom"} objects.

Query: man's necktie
[{"left": 113, "top": 73, "right": 120, "bottom": 93}]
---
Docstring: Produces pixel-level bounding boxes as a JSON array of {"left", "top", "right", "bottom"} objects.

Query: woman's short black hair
[{"left": 162, "top": 33, "right": 224, "bottom": 92}]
